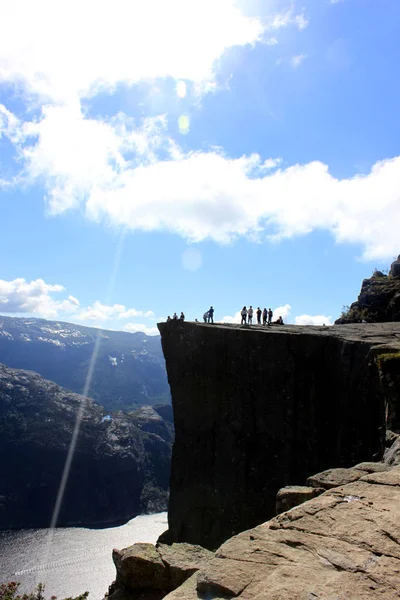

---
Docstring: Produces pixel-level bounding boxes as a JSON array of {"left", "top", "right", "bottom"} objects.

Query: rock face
[
  {"left": 0, "top": 315, "right": 169, "bottom": 411},
  {"left": 164, "top": 466, "right": 400, "bottom": 599},
  {"left": 390, "top": 255, "right": 400, "bottom": 278},
  {"left": 275, "top": 486, "right": 324, "bottom": 515},
  {"left": 0, "top": 364, "right": 172, "bottom": 528},
  {"left": 158, "top": 321, "right": 400, "bottom": 549},
  {"left": 335, "top": 271, "right": 400, "bottom": 324},
  {"left": 108, "top": 542, "right": 213, "bottom": 599}
]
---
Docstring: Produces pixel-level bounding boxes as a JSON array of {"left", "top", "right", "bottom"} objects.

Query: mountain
[
  {"left": 0, "top": 363, "right": 173, "bottom": 529},
  {"left": 0, "top": 315, "right": 169, "bottom": 411}
]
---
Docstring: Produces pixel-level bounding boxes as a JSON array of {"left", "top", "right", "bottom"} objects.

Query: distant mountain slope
[
  {"left": 0, "top": 315, "right": 169, "bottom": 411},
  {"left": 0, "top": 363, "right": 172, "bottom": 529}
]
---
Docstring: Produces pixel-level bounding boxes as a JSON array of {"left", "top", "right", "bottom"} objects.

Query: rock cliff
[
  {"left": 164, "top": 465, "right": 400, "bottom": 600},
  {"left": 0, "top": 364, "right": 172, "bottom": 529},
  {"left": 335, "top": 264, "right": 400, "bottom": 324},
  {"left": 158, "top": 321, "right": 400, "bottom": 549}
]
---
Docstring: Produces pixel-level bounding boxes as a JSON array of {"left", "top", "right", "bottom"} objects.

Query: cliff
[
  {"left": 158, "top": 321, "right": 400, "bottom": 549},
  {"left": 0, "top": 364, "right": 172, "bottom": 529},
  {"left": 335, "top": 260, "right": 400, "bottom": 324}
]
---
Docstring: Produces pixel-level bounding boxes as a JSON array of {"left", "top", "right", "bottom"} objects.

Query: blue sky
[{"left": 1, "top": 0, "right": 399, "bottom": 333}]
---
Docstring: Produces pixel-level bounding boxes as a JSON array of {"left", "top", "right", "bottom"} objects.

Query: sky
[{"left": 1, "top": 0, "right": 400, "bottom": 335}]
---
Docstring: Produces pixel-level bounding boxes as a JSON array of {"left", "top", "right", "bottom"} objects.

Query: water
[{"left": 0, "top": 512, "right": 167, "bottom": 600}]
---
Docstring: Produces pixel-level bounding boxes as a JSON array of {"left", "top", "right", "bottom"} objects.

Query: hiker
[
  {"left": 275, "top": 316, "right": 284, "bottom": 325},
  {"left": 248, "top": 305, "right": 254, "bottom": 325},
  {"left": 180, "top": 312, "right": 185, "bottom": 321},
  {"left": 208, "top": 306, "right": 214, "bottom": 323},
  {"left": 167, "top": 316, "right": 171, "bottom": 322},
  {"left": 203, "top": 310, "right": 209, "bottom": 323},
  {"left": 262, "top": 308, "right": 267, "bottom": 325},
  {"left": 268, "top": 308, "right": 273, "bottom": 325},
  {"left": 173, "top": 312, "right": 178, "bottom": 320},
  {"left": 256, "top": 307, "right": 262, "bottom": 325},
  {"left": 240, "top": 306, "right": 247, "bottom": 325}
]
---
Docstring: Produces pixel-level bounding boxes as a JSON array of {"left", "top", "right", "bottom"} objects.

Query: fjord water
[{"left": 0, "top": 512, "right": 167, "bottom": 599}]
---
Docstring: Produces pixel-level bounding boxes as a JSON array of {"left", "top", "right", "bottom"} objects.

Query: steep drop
[{"left": 158, "top": 321, "right": 400, "bottom": 549}]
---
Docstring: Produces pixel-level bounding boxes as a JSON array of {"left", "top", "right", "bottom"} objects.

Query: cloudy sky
[{"left": 1, "top": 0, "right": 399, "bottom": 334}]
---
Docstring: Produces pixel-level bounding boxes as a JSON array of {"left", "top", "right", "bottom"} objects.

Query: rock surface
[
  {"left": 158, "top": 321, "right": 400, "bottom": 549},
  {"left": 109, "top": 542, "right": 213, "bottom": 599},
  {"left": 335, "top": 271, "right": 400, "bottom": 324},
  {"left": 0, "top": 364, "right": 172, "bottom": 528},
  {"left": 164, "top": 466, "right": 400, "bottom": 599},
  {"left": 275, "top": 485, "right": 324, "bottom": 514}
]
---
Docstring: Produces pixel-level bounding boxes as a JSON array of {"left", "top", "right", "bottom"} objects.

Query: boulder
[
  {"left": 275, "top": 486, "right": 324, "bottom": 515},
  {"left": 164, "top": 466, "right": 400, "bottom": 599},
  {"left": 110, "top": 542, "right": 213, "bottom": 598},
  {"left": 113, "top": 544, "right": 169, "bottom": 591},
  {"left": 157, "top": 543, "right": 213, "bottom": 589}
]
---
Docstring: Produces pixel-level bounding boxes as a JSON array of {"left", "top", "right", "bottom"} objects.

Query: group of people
[
  {"left": 203, "top": 306, "right": 215, "bottom": 323},
  {"left": 240, "top": 306, "right": 284, "bottom": 326},
  {"left": 167, "top": 312, "right": 185, "bottom": 321},
  {"left": 165, "top": 305, "right": 284, "bottom": 326}
]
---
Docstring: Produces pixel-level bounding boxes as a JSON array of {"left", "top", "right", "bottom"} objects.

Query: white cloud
[
  {"left": 2, "top": 101, "right": 400, "bottom": 261},
  {"left": 221, "top": 310, "right": 242, "bottom": 324},
  {"left": 0, "top": 0, "right": 265, "bottom": 104},
  {"left": 268, "top": 7, "right": 309, "bottom": 31},
  {"left": 273, "top": 304, "right": 292, "bottom": 320},
  {"left": 124, "top": 323, "right": 159, "bottom": 336},
  {"left": 291, "top": 54, "right": 308, "bottom": 68},
  {"left": 263, "top": 157, "right": 282, "bottom": 169},
  {"left": 0, "top": 278, "right": 76, "bottom": 319},
  {"left": 330, "top": 0, "right": 344, "bottom": 4},
  {"left": 0, "top": 278, "right": 155, "bottom": 327},
  {"left": 295, "top": 314, "right": 333, "bottom": 326}
]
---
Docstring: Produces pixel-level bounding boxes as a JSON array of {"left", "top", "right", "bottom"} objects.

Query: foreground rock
[
  {"left": 275, "top": 486, "right": 324, "bottom": 514},
  {"left": 108, "top": 542, "right": 213, "bottom": 599},
  {"left": 164, "top": 466, "right": 400, "bottom": 599},
  {"left": 0, "top": 364, "right": 172, "bottom": 528},
  {"left": 158, "top": 320, "right": 400, "bottom": 549}
]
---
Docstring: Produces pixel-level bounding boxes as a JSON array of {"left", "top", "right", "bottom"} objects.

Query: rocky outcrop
[
  {"left": 275, "top": 486, "right": 324, "bottom": 515},
  {"left": 0, "top": 364, "right": 172, "bottom": 528},
  {"left": 158, "top": 321, "right": 400, "bottom": 549},
  {"left": 335, "top": 270, "right": 400, "bottom": 324},
  {"left": 107, "top": 542, "right": 213, "bottom": 599},
  {"left": 164, "top": 466, "right": 400, "bottom": 599}
]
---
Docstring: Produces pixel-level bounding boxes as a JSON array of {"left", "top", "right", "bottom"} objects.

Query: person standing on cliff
[
  {"left": 248, "top": 306, "right": 254, "bottom": 325},
  {"left": 241, "top": 306, "right": 247, "bottom": 325},
  {"left": 268, "top": 308, "right": 273, "bottom": 325},
  {"left": 256, "top": 307, "right": 262, "bottom": 325},
  {"left": 208, "top": 306, "right": 214, "bottom": 323},
  {"left": 262, "top": 308, "right": 267, "bottom": 325},
  {"left": 203, "top": 310, "right": 209, "bottom": 323}
]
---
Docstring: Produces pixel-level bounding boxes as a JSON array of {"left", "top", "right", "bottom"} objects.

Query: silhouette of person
[
  {"left": 268, "top": 308, "right": 273, "bottom": 325},
  {"left": 262, "top": 308, "right": 267, "bottom": 325},
  {"left": 241, "top": 306, "right": 247, "bottom": 325},
  {"left": 208, "top": 306, "right": 214, "bottom": 323},
  {"left": 256, "top": 307, "right": 262, "bottom": 325},
  {"left": 248, "top": 306, "right": 254, "bottom": 325}
]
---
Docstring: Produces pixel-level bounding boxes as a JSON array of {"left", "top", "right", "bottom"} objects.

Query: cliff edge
[{"left": 158, "top": 321, "right": 400, "bottom": 549}]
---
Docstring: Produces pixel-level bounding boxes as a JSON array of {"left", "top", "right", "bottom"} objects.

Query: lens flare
[
  {"left": 38, "top": 228, "right": 127, "bottom": 585},
  {"left": 176, "top": 80, "right": 187, "bottom": 98},
  {"left": 178, "top": 114, "right": 190, "bottom": 135}
]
